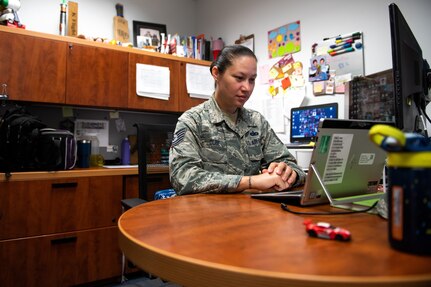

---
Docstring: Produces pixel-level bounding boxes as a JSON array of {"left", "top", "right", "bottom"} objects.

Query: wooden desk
[{"left": 118, "top": 194, "right": 431, "bottom": 287}]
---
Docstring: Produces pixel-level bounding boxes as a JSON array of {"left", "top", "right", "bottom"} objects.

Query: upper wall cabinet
[
  {"left": 128, "top": 53, "right": 181, "bottom": 112},
  {"left": 66, "top": 43, "right": 129, "bottom": 109},
  {"left": 0, "top": 30, "right": 67, "bottom": 104},
  {"left": 0, "top": 26, "right": 210, "bottom": 113}
]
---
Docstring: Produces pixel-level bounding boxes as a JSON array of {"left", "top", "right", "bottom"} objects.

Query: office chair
[{"left": 120, "top": 123, "right": 175, "bottom": 282}]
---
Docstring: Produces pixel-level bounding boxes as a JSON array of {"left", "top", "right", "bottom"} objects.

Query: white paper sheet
[
  {"left": 136, "top": 63, "right": 170, "bottom": 100},
  {"left": 186, "top": 63, "right": 214, "bottom": 99},
  {"left": 264, "top": 96, "right": 285, "bottom": 133},
  {"left": 74, "top": 119, "right": 109, "bottom": 147}
]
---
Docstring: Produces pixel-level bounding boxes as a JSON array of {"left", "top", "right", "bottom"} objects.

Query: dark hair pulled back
[{"left": 209, "top": 45, "right": 257, "bottom": 75}]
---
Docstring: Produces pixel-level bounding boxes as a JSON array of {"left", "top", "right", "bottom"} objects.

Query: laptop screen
[{"left": 290, "top": 103, "right": 338, "bottom": 143}]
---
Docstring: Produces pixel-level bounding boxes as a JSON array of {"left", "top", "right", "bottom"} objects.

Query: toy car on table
[{"left": 303, "top": 219, "right": 351, "bottom": 241}]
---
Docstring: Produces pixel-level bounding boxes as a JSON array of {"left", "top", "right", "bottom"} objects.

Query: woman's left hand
[{"left": 262, "top": 162, "right": 297, "bottom": 186}]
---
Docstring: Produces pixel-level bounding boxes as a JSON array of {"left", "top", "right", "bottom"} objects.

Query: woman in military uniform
[{"left": 170, "top": 45, "right": 306, "bottom": 195}]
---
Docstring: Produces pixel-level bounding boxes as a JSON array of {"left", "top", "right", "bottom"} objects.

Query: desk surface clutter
[{"left": 118, "top": 193, "right": 431, "bottom": 287}]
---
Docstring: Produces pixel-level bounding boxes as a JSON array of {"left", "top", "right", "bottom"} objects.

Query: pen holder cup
[{"left": 369, "top": 125, "right": 431, "bottom": 255}]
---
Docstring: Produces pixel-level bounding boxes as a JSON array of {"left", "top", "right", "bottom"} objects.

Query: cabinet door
[
  {"left": 0, "top": 227, "right": 122, "bottom": 287},
  {"left": 66, "top": 43, "right": 128, "bottom": 108},
  {"left": 128, "top": 53, "right": 180, "bottom": 112},
  {"left": 0, "top": 176, "right": 122, "bottom": 240},
  {"left": 178, "top": 61, "right": 208, "bottom": 112},
  {"left": 0, "top": 31, "right": 66, "bottom": 103}
]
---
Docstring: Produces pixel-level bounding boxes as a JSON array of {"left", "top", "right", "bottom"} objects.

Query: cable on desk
[{"left": 280, "top": 201, "right": 378, "bottom": 215}]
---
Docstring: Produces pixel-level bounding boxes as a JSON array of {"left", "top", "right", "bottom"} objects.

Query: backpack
[{"left": 0, "top": 106, "right": 47, "bottom": 174}]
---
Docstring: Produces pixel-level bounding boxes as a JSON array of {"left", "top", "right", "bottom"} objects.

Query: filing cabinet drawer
[
  {"left": 0, "top": 176, "right": 122, "bottom": 240},
  {"left": 0, "top": 226, "right": 121, "bottom": 287}
]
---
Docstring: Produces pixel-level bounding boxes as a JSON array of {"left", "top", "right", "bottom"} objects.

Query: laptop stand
[{"left": 309, "top": 163, "right": 385, "bottom": 210}]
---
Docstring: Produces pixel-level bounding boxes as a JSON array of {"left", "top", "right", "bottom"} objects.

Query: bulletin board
[
  {"left": 313, "top": 32, "right": 364, "bottom": 78},
  {"left": 309, "top": 31, "right": 365, "bottom": 95}
]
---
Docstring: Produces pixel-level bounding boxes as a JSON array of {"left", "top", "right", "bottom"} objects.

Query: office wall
[
  {"left": 195, "top": 0, "right": 431, "bottom": 139},
  {"left": 19, "top": 0, "right": 198, "bottom": 39}
]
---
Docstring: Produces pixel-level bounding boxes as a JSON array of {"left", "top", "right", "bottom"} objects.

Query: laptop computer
[
  {"left": 289, "top": 103, "right": 338, "bottom": 145},
  {"left": 252, "top": 118, "right": 390, "bottom": 209}
]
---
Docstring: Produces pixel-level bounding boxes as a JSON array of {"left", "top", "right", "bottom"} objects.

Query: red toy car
[{"left": 303, "top": 219, "right": 351, "bottom": 241}]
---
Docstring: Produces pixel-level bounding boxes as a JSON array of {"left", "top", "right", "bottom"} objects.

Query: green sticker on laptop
[{"left": 318, "top": 135, "right": 330, "bottom": 154}]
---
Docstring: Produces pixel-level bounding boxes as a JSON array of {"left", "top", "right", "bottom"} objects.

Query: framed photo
[
  {"left": 133, "top": 21, "right": 167, "bottom": 49},
  {"left": 235, "top": 34, "right": 255, "bottom": 52}
]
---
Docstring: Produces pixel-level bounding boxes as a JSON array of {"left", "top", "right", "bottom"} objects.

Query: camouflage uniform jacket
[{"left": 169, "top": 96, "right": 306, "bottom": 195}]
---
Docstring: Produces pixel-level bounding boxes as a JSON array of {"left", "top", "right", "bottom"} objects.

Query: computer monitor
[
  {"left": 290, "top": 103, "right": 338, "bottom": 144},
  {"left": 389, "top": 3, "right": 431, "bottom": 135}
]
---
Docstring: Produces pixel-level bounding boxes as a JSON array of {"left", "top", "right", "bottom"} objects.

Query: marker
[
  {"left": 328, "top": 43, "right": 352, "bottom": 54},
  {"left": 335, "top": 32, "right": 361, "bottom": 42},
  {"left": 329, "top": 39, "right": 353, "bottom": 49},
  {"left": 330, "top": 47, "right": 354, "bottom": 56}
]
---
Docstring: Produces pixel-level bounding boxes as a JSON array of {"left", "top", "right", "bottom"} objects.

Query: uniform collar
[{"left": 207, "top": 95, "right": 256, "bottom": 136}]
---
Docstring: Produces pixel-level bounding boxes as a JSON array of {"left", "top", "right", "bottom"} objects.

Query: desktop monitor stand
[{"left": 414, "top": 114, "right": 429, "bottom": 138}]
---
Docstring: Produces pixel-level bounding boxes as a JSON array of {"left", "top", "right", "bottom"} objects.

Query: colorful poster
[{"left": 268, "top": 21, "right": 301, "bottom": 59}]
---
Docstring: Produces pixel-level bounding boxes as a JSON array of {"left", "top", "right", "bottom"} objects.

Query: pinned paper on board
[
  {"left": 268, "top": 21, "right": 301, "bottom": 59},
  {"left": 267, "top": 54, "right": 305, "bottom": 97}
]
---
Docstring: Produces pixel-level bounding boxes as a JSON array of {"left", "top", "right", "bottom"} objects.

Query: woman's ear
[{"left": 211, "top": 66, "right": 219, "bottom": 81}]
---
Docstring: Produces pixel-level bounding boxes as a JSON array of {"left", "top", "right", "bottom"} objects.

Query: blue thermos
[{"left": 121, "top": 137, "right": 130, "bottom": 165}]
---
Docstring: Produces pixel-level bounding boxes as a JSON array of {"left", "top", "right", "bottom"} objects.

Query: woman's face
[{"left": 212, "top": 55, "right": 257, "bottom": 113}]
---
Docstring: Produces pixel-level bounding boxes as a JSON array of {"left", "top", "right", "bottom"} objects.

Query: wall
[
  {"left": 19, "top": 0, "right": 198, "bottom": 40},
  {"left": 195, "top": 0, "right": 431, "bottom": 140}
]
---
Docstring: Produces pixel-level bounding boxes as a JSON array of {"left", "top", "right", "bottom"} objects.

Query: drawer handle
[
  {"left": 52, "top": 182, "right": 78, "bottom": 189},
  {"left": 51, "top": 236, "right": 77, "bottom": 245}
]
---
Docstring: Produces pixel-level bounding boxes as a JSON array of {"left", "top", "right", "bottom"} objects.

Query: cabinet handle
[
  {"left": 52, "top": 182, "right": 78, "bottom": 189},
  {"left": 68, "top": 43, "right": 73, "bottom": 50},
  {"left": 51, "top": 236, "right": 77, "bottom": 245}
]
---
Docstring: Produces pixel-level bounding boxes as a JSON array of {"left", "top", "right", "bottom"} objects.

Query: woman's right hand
[
  {"left": 252, "top": 172, "right": 291, "bottom": 191},
  {"left": 239, "top": 173, "right": 291, "bottom": 192}
]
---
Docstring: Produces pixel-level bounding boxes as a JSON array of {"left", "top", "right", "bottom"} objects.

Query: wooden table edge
[{"left": 118, "top": 212, "right": 431, "bottom": 287}]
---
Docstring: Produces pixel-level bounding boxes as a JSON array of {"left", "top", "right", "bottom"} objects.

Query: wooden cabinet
[
  {"left": 0, "top": 30, "right": 66, "bottom": 104},
  {"left": 0, "top": 176, "right": 123, "bottom": 286},
  {"left": 0, "top": 26, "right": 210, "bottom": 112},
  {"left": 0, "top": 227, "right": 120, "bottom": 287},
  {"left": 128, "top": 53, "right": 181, "bottom": 112},
  {"left": 66, "top": 43, "right": 129, "bottom": 109}
]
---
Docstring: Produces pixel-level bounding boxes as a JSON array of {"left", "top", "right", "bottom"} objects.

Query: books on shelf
[{"left": 158, "top": 33, "right": 211, "bottom": 61}]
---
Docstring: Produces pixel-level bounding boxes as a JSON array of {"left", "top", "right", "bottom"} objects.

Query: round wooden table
[{"left": 118, "top": 194, "right": 431, "bottom": 287}]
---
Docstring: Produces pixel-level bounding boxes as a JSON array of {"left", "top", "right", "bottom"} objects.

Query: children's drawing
[
  {"left": 268, "top": 21, "right": 301, "bottom": 59},
  {"left": 268, "top": 54, "right": 305, "bottom": 97}
]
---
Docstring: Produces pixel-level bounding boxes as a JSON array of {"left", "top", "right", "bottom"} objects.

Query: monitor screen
[
  {"left": 389, "top": 3, "right": 430, "bottom": 134},
  {"left": 290, "top": 103, "right": 338, "bottom": 143},
  {"left": 349, "top": 69, "right": 395, "bottom": 123}
]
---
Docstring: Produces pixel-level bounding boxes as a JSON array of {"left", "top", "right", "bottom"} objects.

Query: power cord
[{"left": 280, "top": 201, "right": 379, "bottom": 215}]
